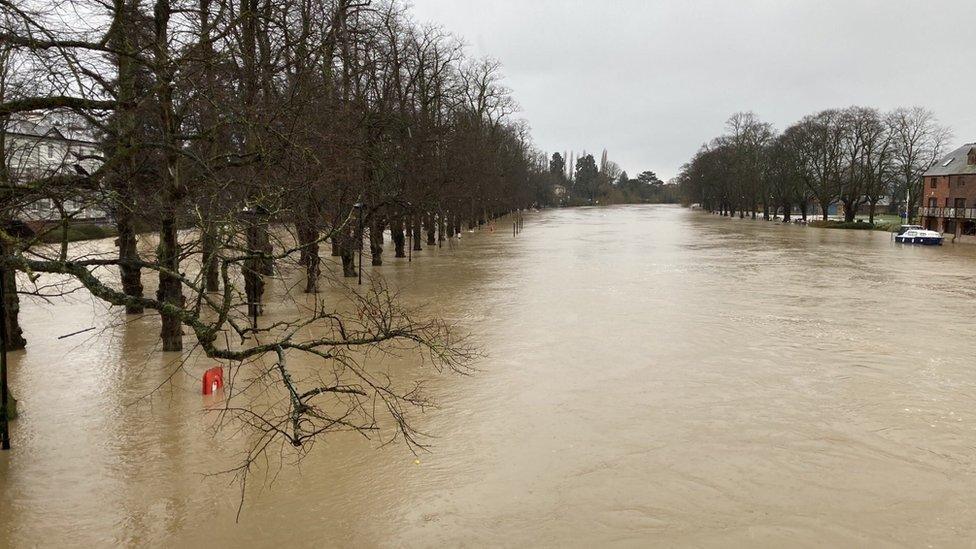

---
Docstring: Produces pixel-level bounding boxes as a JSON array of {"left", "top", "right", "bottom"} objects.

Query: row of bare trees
[
  {"left": 678, "top": 108, "right": 952, "bottom": 222},
  {"left": 0, "top": 0, "right": 550, "bottom": 463}
]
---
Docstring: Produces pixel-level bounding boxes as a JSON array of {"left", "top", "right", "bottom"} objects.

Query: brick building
[{"left": 918, "top": 143, "right": 976, "bottom": 241}]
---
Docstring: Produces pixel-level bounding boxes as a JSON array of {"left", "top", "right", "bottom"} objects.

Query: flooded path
[{"left": 3, "top": 205, "right": 976, "bottom": 547}]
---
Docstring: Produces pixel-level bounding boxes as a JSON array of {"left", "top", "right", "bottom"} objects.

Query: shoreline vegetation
[
  {"left": 700, "top": 207, "right": 904, "bottom": 232},
  {"left": 677, "top": 109, "right": 951, "bottom": 226},
  {"left": 807, "top": 219, "right": 898, "bottom": 232}
]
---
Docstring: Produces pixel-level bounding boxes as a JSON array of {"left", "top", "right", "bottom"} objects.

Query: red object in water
[{"left": 202, "top": 367, "right": 223, "bottom": 395}]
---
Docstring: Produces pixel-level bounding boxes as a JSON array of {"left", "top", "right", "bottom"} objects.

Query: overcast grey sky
[{"left": 409, "top": 0, "right": 976, "bottom": 180}]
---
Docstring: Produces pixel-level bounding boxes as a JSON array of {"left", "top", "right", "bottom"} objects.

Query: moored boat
[{"left": 894, "top": 225, "right": 943, "bottom": 245}]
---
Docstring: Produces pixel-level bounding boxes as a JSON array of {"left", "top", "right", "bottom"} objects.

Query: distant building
[
  {"left": 552, "top": 184, "right": 567, "bottom": 198},
  {"left": 919, "top": 143, "right": 976, "bottom": 241},
  {"left": 2, "top": 113, "right": 106, "bottom": 222}
]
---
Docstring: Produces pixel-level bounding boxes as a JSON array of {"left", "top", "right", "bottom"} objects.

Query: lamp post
[{"left": 353, "top": 202, "right": 364, "bottom": 285}]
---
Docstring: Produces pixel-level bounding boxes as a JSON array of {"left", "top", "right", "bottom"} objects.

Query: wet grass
[{"left": 36, "top": 223, "right": 119, "bottom": 244}]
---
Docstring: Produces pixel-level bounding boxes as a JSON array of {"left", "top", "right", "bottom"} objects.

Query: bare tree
[{"left": 890, "top": 106, "right": 951, "bottom": 221}]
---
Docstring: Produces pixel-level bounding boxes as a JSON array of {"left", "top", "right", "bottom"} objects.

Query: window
[
  {"left": 955, "top": 198, "right": 966, "bottom": 209},
  {"left": 945, "top": 197, "right": 951, "bottom": 207},
  {"left": 47, "top": 144, "right": 54, "bottom": 159},
  {"left": 928, "top": 197, "right": 937, "bottom": 208},
  {"left": 930, "top": 177, "right": 937, "bottom": 188}
]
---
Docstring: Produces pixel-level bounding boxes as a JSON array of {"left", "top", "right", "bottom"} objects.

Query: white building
[{"left": 3, "top": 112, "right": 107, "bottom": 221}]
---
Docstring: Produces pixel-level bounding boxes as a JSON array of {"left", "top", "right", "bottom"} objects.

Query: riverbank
[{"left": 807, "top": 219, "right": 899, "bottom": 232}]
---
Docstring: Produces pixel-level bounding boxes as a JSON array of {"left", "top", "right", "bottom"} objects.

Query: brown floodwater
[{"left": 3, "top": 204, "right": 976, "bottom": 547}]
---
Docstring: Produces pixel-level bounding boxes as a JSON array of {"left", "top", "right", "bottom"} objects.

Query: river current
[{"left": 2, "top": 205, "right": 976, "bottom": 547}]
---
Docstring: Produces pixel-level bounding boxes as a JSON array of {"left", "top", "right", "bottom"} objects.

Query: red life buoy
[{"left": 202, "top": 367, "right": 224, "bottom": 395}]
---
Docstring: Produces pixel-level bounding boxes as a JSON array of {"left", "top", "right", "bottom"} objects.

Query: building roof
[
  {"left": 4, "top": 113, "right": 97, "bottom": 144},
  {"left": 923, "top": 143, "right": 976, "bottom": 177}
]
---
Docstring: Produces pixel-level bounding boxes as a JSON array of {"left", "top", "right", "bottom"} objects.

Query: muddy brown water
[{"left": 2, "top": 205, "right": 976, "bottom": 547}]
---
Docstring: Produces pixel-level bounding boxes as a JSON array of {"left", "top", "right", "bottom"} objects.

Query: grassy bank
[
  {"left": 808, "top": 219, "right": 899, "bottom": 232},
  {"left": 36, "top": 223, "right": 119, "bottom": 244}
]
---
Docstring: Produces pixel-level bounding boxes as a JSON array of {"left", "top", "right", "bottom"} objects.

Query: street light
[{"left": 353, "top": 203, "right": 364, "bottom": 285}]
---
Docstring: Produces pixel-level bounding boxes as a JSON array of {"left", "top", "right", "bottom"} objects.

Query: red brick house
[{"left": 919, "top": 143, "right": 976, "bottom": 240}]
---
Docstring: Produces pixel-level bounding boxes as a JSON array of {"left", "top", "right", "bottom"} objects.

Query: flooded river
[{"left": 3, "top": 205, "right": 976, "bottom": 547}]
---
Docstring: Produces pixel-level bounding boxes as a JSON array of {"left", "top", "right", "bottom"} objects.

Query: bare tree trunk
[
  {"left": 412, "top": 215, "right": 422, "bottom": 251},
  {"left": 425, "top": 212, "right": 436, "bottom": 245},
  {"left": 340, "top": 227, "right": 356, "bottom": 277},
  {"left": 157, "top": 214, "right": 183, "bottom": 351},
  {"left": 201, "top": 225, "right": 220, "bottom": 292},
  {"left": 296, "top": 219, "right": 319, "bottom": 293},
  {"left": 331, "top": 233, "right": 340, "bottom": 256},
  {"left": 1, "top": 241, "right": 25, "bottom": 351},
  {"left": 369, "top": 217, "right": 384, "bottom": 266},
  {"left": 256, "top": 223, "right": 273, "bottom": 275},
  {"left": 437, "top": 211, "right": 446, "bottom": 243},
  {"left": 116, "top": 202, "right": 144, "bottom": 313},
  {"left": 843, "top": 200, "right": 856, "bottom": 222},
  {"left": 391, "top": 216, "right": 406, "bottom": 258},
  {"left": 110, "top": 0, "right": 145, "bottom": 314}
]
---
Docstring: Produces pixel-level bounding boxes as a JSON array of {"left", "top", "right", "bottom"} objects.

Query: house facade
[
  {"left": 918, "top": 143, "right": 976, "bottom": 240},
  {"left": 2, "top": 113, "right": 106, "bottom": 222}
]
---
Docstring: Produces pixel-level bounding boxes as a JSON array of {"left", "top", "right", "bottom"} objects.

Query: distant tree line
[
  {"left": 545, "top": 150, "right": 676, "bottom": 205},
  {"left": 677, "top": 108, "right": 951, "bottom": 222}
]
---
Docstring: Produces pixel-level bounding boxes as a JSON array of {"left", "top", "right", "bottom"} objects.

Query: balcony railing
[{"left": 918, "top": 207, "right": 976, "bottom": 219}]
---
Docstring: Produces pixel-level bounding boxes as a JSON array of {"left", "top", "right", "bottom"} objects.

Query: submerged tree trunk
[
  {"left": 339, "top": 227, "right": 357, "bottom": 277},
  {"left": 369, "top": 218, "right": 384, "bottom": 266},
  {"left": 1, "top": 241, "right": 26, "bottom": 351},
  {"left": 425, "top": 212, "right": 436, "bottom": 245},
  {"left": 391, "top": 216, "right": 406, "bottom": 258},
  {"left": 243, "top": 221, "right": 266, "bottom": 318},
  {"left": 110, "top": 4, "right": 144, "bottom": 315},
  {"left": 296, "top": 219, "right": 320, "bottom": 293},
  {"left": 116, "top": 207, "right": 144, "bottom": 313},
  {"left": 412, "top": 215, "right": 422, "bottom": 251},
  {"left": 242, "top": 216, "right": 269, "bottom": 315},
  {"left": 157, "top": 214, "right": 184, "bottom": 352},
  {"left": 869, "top": 201, "right": 878, "bottom": 224},
  {"left": 255, "top": 223, "right": 273, "bottom": 275},
  {"left": 201, "top": 225, "right": 220, "bottom": 292}
]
